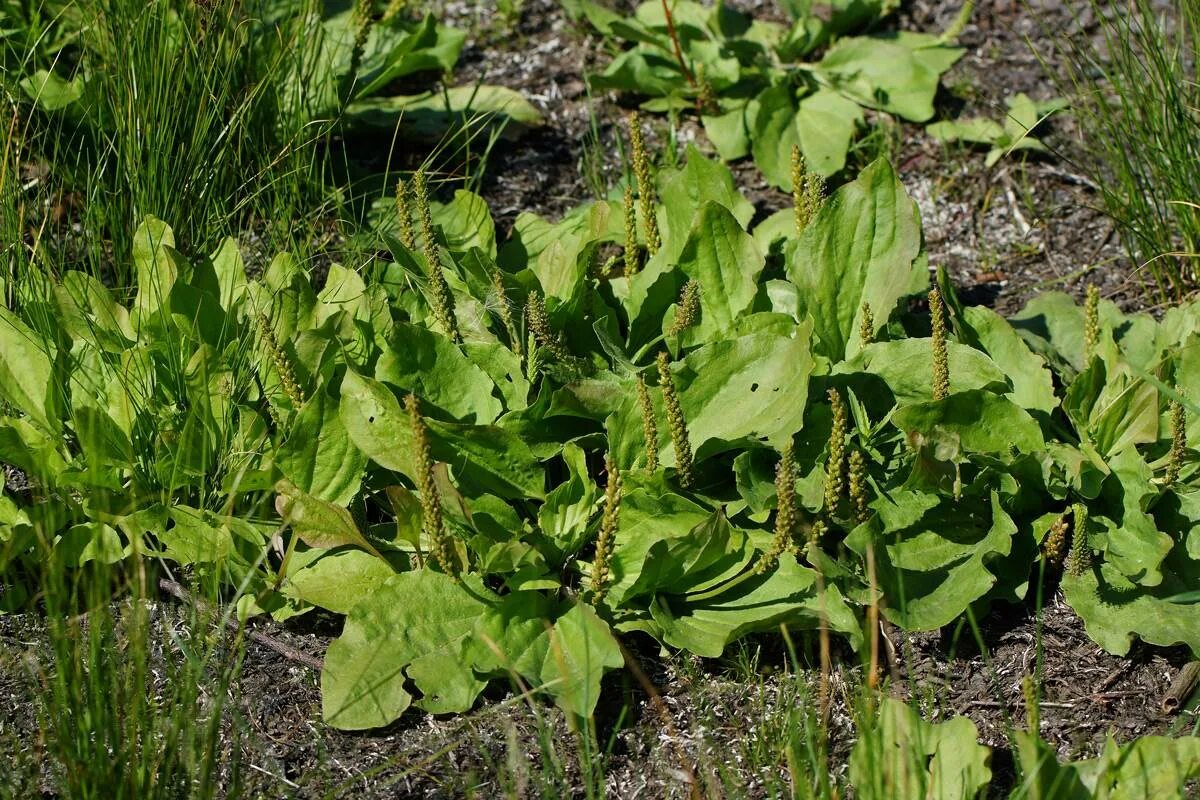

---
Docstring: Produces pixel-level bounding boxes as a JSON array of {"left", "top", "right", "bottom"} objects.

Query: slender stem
[{"left": 660, "top": 0, "right": 695, "bottom": 87}]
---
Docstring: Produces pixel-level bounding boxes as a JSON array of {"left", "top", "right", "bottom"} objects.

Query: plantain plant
[{"left": 3, "top": 144, "right": 1199, "bottom": 734}]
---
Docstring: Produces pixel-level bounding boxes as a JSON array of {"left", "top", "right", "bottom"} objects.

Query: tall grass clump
[
  {"left": 1051, "top": 0, "right": 1200, "bottom": 300},
  {"left": 25, "top": 550, "right": 247, "bottom": 799},
  {"left": 2, "top": 0, "right": 333, "bottom": 286}
]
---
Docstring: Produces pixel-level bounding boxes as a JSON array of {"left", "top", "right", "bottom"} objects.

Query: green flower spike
[
  {"left": 589, "top": 453, "right": 622, "bottom": 602},
  {"left": 1084, "top": 284, "right": 1100, "bottom": 360},
  {"left": 629, "top": 112, "right": 661, "bottom": 256},
  {"left": 1068, "top": 502, "right": 1091, "bottom": 576},
  {"left": 395, "top": 178, "right": 415, "bottom": 250},
  {"left": 526, "top": 291, "right": 571, "bottom": 363},
  {"left": 859, "top": 301, "right": 875, "bottom": 347},
  {"left": 757, "top": 442, "right": 797, "bottom": 574},
  {"left": 637, "top": 374, "right": 659, "bottom": 472},
  {"left": 657, "top": 350, "right": 694, "bottom": 490},
  {"left": 413, "top": 169, "right": 462, "bottom": 344},
  {"left": 930, "top": 287, "right": 950, "bottom": 401},
  {"left": 1166, "top": 400, "right": 1187, "bottom": 487},
  {"left": 407, "top": 394, "right": 458, "bottom": 580},
  {"left": 666, "top": 279, "right": 700, "bottom": 337},
  {"left": 623, "top": 184, "right": 639, "bottom": 277},
  {"left": 256, "top": 313, "right": 304, "bottom": 409},
  {"left": 824, "top": 388, "right": 847, "bottom": 514}
]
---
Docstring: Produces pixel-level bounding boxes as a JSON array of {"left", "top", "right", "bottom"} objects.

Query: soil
[{"left": 2, "top": 1, "right": 1196, "bottom": 798}]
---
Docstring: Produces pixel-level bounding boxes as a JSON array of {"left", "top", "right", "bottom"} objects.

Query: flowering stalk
[
  {"left": 1166, "top": 400, "right": 1187, "bottom": 487},
  {"left": 757, "top": 442, "right": 797, "bottom": 574},
  {"left": 657, "top": 350, "right": 694, "bottom": 489},
  {"left": 848, "top": 449, "right": 870, "bottom": 525},
  {"left": 637, "top": 375, "right": 659, "bottom": 471},
  {"left": 629, "top": 113, "right": 661, "bottom": 256},
  {"left": 526, "top": 291, "right": 571, "bottom": 363},
  {"left": 695, "top": 62, "right": 718, "bottom": 115},
  {"left": 413, "top": 169, "right": 462, "bottom": 344},
  {"left": 666, "top": 279, "right": 700, "bottom": 337},
  {"left": 859, "top": 301, "right": 875, "bottom": 348},
  {"left": 256, "top": 313, "right": 304, "bottom": 409},
  {"left": 1084, "top": 284, "right": 1100, "bottom": 360},
  {"left": 623, "top": 184, "right": 639, "bottom": 277},
  {"left": 790, "top": 145, "right": 824, "bottom": 234},
  {"left": 489, "top": 265, "right": 522, "bottom": 357},
  {"left": 1068, "top": 502, "right": 1090, "bottom": 576},
  {"left": 1042, "top": 513, "right": 1069, "bottom": 568},
  {"left": 930, "top": 287, "right": 950, "bottom": 401},
  {"left": 407, "top": 394, "right": 458, "bottom": 579},
  {"left": 589, "top": 454, "right": 622, "bottom": 602},
  {"left": 823, "top": 388, "right": 847, "bottom": 514},
  {"left": 395, "top": 178, "right": 416, "bottom": 250}
]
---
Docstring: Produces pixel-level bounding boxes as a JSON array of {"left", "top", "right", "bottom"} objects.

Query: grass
[
  {"left": 2, "top": 0, "right": 1199, "bottom": 797},
  {"left": 1048, "top": 0, "right": 1200, "bottom": 301},
  {"left": 3, "top": 0, "right": 342, "bottom": 287}
]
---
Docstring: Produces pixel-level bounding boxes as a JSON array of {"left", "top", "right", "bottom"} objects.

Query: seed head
[
  {"left": 589, "top": 453, "right": 622, "bottom": 602},
  {"left": 791, "top": 145, "right": 824, "bottom": 233},
  {"left": 1068, "top": 502, "right": 1090, "bottom": 576},
  {"left": 823, "top": 389, "right": 848, "bottom": 514},
  {"left": 666, "top": 279, "right": 700, "bottom": 337},
  {"left": 1084, "top": 284, "right": 1101, "bottom": 360},
  {"left": 1021, "top": 674, "right": 1040, "bottom": 733},
  {"left": 1042, "top": 514, "right": 1069, "bottom": 568},
  {"left": 930, "top": 287, "right": 950, "bottom": 401},
  {"left": 848, "top": 448, "right": 870, "bottom": 525},
  {"left": 628, "top": 113, "right": 661, "bottom": 256},
  {"left": 1166, "top": 400, "right": 1187, "bottom": 487},
  {"left": 658, "top": 350, "right": 694, "bottom": 490},
  {"left": 623, "top": 184, "right": 639, "bottom": 277},
  {"left": 805, "top": 518, "right": 828, "bottom": 562},
  {"left": 526, "top": 291, "right": 571, "bottom": 363},
  {"left": 395, "top": 178, "right": 416, "bottom": 250},
  {"left": 412, "top": 170, "right": 461, "bottom": 343},
  {"left": 757, "top": 442, "right": 798, "bottom": 574},
  {"left": 407, "top": 394, "right": 458, "bottom": 579},
  {"left": 637, "top": 375, "right": 659, "bottom": 472},
  {"left": 695, "top": 62, "right": 718, "bottom": 115},
  {"left": 256, "top": 313, "right": 304, "bottom": 410},
  {"left": 488, "top": 265, "right": 521, "bottom": 357},
  {"left": 859, "top": 301, "right": 875, "bottom": 348}
]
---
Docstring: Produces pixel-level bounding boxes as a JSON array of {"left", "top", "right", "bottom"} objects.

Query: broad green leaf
[
  {"left": 432, "top": 190, "right": 497, "bottom": 258},
  {"left": 275, "top": 479, "right": 387, "bottom": 563},
  {"left": 539, "top": 602, "right": 624, "bottom": 719},
  {"left": 160, "top": 506, "right": 232, "bottom": 564},
  {"left": 321, "top": 571, "right": 493, "bottom": 729},
  {"left": 836, "top": 340, "right": 1010, "bottom": 406},
  {"left": 346, "top": 85, "right": 542, "bottom": 141},
  {"left": 377, "top": 322, "right": 502, "bottom": 424},
  {"left": 538, "top": 443, "right": 599, "bottom": 556},
  {"left": 893, "top": 391, "right": 1045, "bottom": 455},
  {"left": 850, "top": 698, "right": 991, "bottom": 800},
  {"left": 605, "top": 490, "right": 724, "bottom": 607},
  {"left": 959, "top": 306, "right": 1058, "bottom": 413},
  {"left": 847, "top": 492, "right": 1016, "bottom": 631},
  {"left": 20, "top": 69, "right": 83, "bottom": 110},
  {"left": 659, "top": 146, "right": 755, "bottom": 259},
  {"left": 674, "top": 202, "right": 765, "bottom": 342},
  {"left": 286, "top": 547, "right": 406, "bottom": 615},
  {"left": 669, "top": 328, "right": 814, "bottom": 460},
  {"left": 278, "top": 389, "right": 368, "bottom": 506},
  {"left": 339, "top": 369, "right": 417, "bottom": 477},
  {"left": 650, "top": 555, "right": 862, "bottom": 656},
  {"left": 786, "top": 159, "right": 925, "bottom": 360},
  {"left": 0, "top": 306, "right": 59, "bottom": 433},
  {"left": 425, "top": 419, "right": 546, "bottom": 500},
  {"left": 132, "top": 216, "right": 184, "bottom": 321},
  {"left": 817, "top": 34, "right": 962, "bottom": 122},
  {"left": 56, "top": 522, "right": 125, "bottom": 566},
  {"left": 752, "top": 84, "right": 863, "bottom": 186},
  {"left": 1093, "top": 449, "right": 1173, "bottom": 586}
]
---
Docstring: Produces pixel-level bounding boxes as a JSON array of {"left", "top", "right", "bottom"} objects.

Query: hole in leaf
[{"left": 750, "top": 383, "right": 759, "bottom": 393}]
